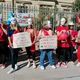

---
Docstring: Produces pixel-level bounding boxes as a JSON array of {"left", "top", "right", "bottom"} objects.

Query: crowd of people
[{"left": 0, "top": 13, "right": 80, "bottom": 74}]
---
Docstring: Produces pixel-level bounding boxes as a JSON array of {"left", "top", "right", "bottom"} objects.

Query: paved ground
[
  {"left": 0, "top": 60, "right": 80, "bottom": 80},
  {"left": 0, "top": 52, "right": 80, "bottom": 80}
]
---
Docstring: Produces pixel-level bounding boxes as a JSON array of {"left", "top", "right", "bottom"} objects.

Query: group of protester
[{"left": 0, "top": 13, "right": 80, "bottom": 74}]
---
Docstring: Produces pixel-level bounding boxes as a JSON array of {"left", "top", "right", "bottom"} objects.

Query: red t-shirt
[
  {"left": 70, "top": 30, "right": 78, "bottom": 47},
  {"left": 41, "top": 29, "right": 50, "bottom": 36},
  {"left": 76, "top": 15, "right": 80, "bottom": 24},
  {"left": 56, "top": 25, "right": 70, "bottom": 48},
  {"left": 56, "top": 25, "right": 68, "bottom": 32},
  {"left": 3, "top": 24, "right": 8, "bottom": 29},
  {"left": 0, "top": 27, "right": 7, "bottom": 42}
]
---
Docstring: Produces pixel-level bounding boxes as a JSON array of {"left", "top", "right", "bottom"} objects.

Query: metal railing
[{"left": 0, "top": 2, "right": 77, "bottom": 31}]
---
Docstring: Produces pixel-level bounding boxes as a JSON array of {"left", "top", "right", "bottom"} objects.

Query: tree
[
  {"left": 73, "top": 0, "right": 80, "bottom": 12},
  {"left": 0, "top": 0, "right": 5, "bottom": 2}
]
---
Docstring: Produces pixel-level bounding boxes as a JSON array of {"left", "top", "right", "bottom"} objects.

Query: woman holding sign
[
  {"left": 7, "top": 17, "right": 19, "bottom": 74},
  {"left": 24, "top": 18, "right": 37, "bottom": 69},
  {"left": 38, "top": 21, "right": 56, "bottom": 70}
]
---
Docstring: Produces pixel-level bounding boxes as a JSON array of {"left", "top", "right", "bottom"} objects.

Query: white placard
[
  {"left": 39, "top": 35, "right": 57, "bottom": 49},
  {"left": 15, "top": 13, "right": 33, "bottom": 27},
  {"left": 13, "top": 32, "right": 32, "bottom": 48}
]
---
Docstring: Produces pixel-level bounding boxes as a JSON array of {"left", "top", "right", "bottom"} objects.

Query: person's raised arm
[{"left": 1, "top": 23, "right": 7, "bottom": 35}]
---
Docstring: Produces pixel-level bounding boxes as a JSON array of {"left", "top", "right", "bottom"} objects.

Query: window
[
  {"left": 61, "top": 5, "right": 72, "bottom": 8},
  {"left": 39, "top": 5, "right": 53, "bottom": 17},
  {"left": 18, "top": 6, "right": 28, "bottom": 13},
  {"left": 63, "top": 9, "right": 70, "bottom": 11}
]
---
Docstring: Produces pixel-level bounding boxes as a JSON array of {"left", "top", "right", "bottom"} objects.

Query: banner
[
  {"left": 39, "top": 35, "right": 57, "bottom": 49},
  {"left": 13, "top": 32, "right": 32, "bottom": 48},
  {"left": 15, "top": 13, "right": 34, "bottom": 27}
]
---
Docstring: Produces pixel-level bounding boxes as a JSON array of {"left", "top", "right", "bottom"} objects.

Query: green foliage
[
  {"left": 73, "top": 0, "right": 80, "bottom": 12},
  {"left": 0, "top": 0, "right": 4, "bottom": 2}
]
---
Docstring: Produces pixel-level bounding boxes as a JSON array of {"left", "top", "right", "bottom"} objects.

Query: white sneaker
[
  {"left": 1, "top": 65, "right": 5, "bottom": 69},
  {"left": 7, "top": 68, "right": 15, "bottom": 74},
  {"left": 50, "top": 65, "right": 56, "bottom": 69},
  {"left": 26, "top": 62, "right": 30, "bottom": 68},
  {"left": 40, "top": 66, "right": 44, "bottom": 70},
  {"left": 76, "top": 62, "right": 80, "bottom": 67},
  {"left": 32, "top": 63, "right": 36, "bottom": 69},
  {"left": 56, "top": 62, "right": 61, "bottom": 68},
  {"left": 61, "top": 62, "right": 68, "bottom": 68},
  {"left": 15, "top": 65, "right": 18, "bottom": 70}
]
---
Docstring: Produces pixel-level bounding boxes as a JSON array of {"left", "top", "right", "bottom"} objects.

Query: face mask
[
  {"left": 61, "top": 21, "right": 65, "bottom": 25},
  {"left": 47, "top": 20, "right": 51, "bottom": 28},
  {"left": 28, "top": 22, "right": 32, "bottom": 25},
  {"left": 60, "top": 18, "right": 66, "bottom": 25},
  {"left": 47, "top": 20, "right": 50, "bottom": 25},
  {"left": 28, "top": 18, "right": 32, "bottom": 25},
  {"left": 47, "top": 24, "right": 51, "bottom": 28}
]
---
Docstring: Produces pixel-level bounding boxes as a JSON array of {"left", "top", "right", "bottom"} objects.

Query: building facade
[
  {"left": 57, "top": 0, "right": 75, "bottom": 12},
  {"left": 0, "top": 0, "right": 75, "bottom": 21}
]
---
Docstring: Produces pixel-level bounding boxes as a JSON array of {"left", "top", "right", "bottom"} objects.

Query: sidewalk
[{"left": 0, "top": 61, "right": 80, "bottom": 80}]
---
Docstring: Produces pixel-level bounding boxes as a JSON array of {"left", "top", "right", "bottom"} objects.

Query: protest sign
[
  {"left": 15, "top": 13, "right": 33, "bottom": 27},
  {"left": 13, "top": 32, "right": 32, "bottom": 48},
  {"left": 39, "top": 35, "right": 57, "bottom": 49}
]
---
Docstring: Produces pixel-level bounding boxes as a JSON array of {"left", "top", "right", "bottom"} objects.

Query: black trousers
[
  {"left": 61, "top": 48, "right": 70, "bottom": 62},
  {"left": 69, "top": 46, "right": 75, "bottom": 61},
  {"left": 56, "top": 47, "right": 70, "bottom": 63},
  {"left": 26, "top": 47, "right": 35, "bottom": 61},
  {"left": 9, "top": 47, "right": 18, "bottom": 69},
  {"left": 0, "top": 42, "right": 8, "bottom": 64}
]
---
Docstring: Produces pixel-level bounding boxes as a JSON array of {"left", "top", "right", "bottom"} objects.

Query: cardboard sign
[
  {"left": 15, "top": 13, "right": 33, "bottom": 27},
  {"left": 13, "top": 32, "right": 32, "bottom": 48},
  {"left": 39, "top": 35, "right": 57, "bottom": 49}
]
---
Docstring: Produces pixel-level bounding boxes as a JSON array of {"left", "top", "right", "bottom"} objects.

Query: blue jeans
[{"left": 40, "top": 49, "right": 54, "bottom": 66}]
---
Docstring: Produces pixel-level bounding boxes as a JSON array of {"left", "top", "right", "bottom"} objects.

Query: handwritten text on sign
[
  {"left": 16, "top": 13, "right": 33, "bottom": 27},
  {"left": 39, "top": 35, "right": 57, "bottom": 49},
  {"left": 13, "top": 32, "right": 32, "bottom": 48}
]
